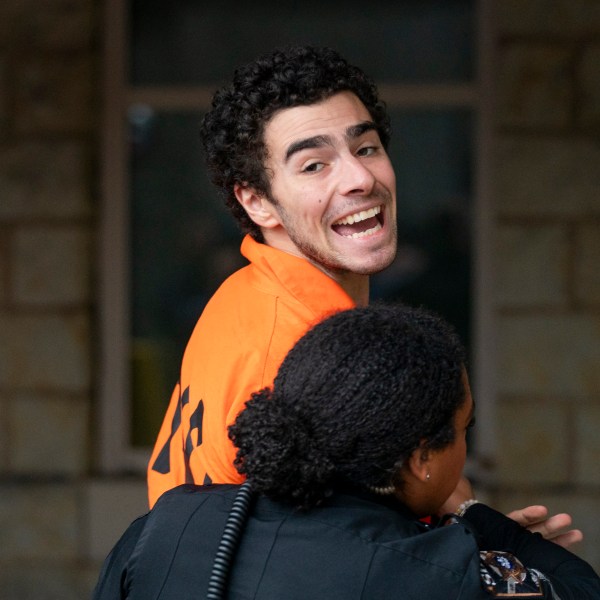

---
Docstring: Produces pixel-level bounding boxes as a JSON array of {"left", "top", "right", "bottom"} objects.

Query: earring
[{"left": 426, "top": 472, "right": 431, "bottom": 481}]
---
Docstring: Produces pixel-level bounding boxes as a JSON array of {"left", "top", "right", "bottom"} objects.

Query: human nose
[{"left": 338, "top": 155, "right": 376, "bottom": 196}]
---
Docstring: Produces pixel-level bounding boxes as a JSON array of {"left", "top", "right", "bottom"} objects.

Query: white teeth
[
  {"left": 343, "top": 223, "right": 382, "bottom": 239},
  {"left": 334, "top": 205, "right": 381, "bottom": 226}
]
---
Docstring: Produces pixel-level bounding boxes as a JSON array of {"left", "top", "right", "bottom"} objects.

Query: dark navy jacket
[{"left": 93, "top": 484, "right": 600, "bottom": 599}]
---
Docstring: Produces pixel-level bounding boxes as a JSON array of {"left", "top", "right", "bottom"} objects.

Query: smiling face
[{"left": 236, "top": 91, "right": 397, "bottom": 298}]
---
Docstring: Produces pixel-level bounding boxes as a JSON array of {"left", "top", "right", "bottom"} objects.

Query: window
[{"left": 100, "top": 0, "right": 494, "bottom": 472}]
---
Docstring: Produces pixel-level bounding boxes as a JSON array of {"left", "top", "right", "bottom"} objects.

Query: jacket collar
[{"left": 241, "top": 234, "right": 356, "bottom": 317}]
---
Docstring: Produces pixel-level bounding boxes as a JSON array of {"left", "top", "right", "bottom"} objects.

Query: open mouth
[{"left": 331, "top": 205, "right": 384, "bottom": 239}]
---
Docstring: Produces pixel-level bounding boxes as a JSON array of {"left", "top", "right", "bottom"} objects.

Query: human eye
[
  {"left": 466, "top": 416, "right": 476, "bottom": 430},
  {"left": 356, "top": 145, "right": 379, "bottom": 158},
  {"left": 302, "top": 161, "right": 325, "bottom": 173}
]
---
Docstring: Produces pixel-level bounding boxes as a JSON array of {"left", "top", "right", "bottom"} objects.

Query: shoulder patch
[{"left": 479, "top": 551, "right": 552, "bottom": 597}]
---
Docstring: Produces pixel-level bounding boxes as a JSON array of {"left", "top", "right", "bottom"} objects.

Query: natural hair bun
[{"left": 229, "top": 388, "right": 336, "bottom": 509}]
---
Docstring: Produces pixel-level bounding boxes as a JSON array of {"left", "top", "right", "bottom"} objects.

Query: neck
[
  {"left": 300, "top": 256, "right": 371, "bottom": 306},
  {"left": 332, "top": 271, "right": 369, "bottom": 306},
  {"left": 261, "top": 229, "right": 370, "bottom": 306}
]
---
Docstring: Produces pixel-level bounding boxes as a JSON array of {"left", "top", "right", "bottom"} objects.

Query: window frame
[{"left": 98, "top": 0, "right": 497, "bottom": 474}]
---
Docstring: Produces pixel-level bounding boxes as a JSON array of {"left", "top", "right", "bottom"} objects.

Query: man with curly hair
[
  {"left": 148, "top": 45, "right": 398, "bottom": 507},
  {"left": 145, "top": 47, "right": 582, "bottom": 551}
]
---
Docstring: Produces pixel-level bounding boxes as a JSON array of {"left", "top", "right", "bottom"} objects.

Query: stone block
[
  {"left": 497, "top": 314, "right": 600, "bottom": 397},
  {"left": 0, "top": 482, "right": 78, "bottom": 560},
  {"left": 496, "top": 0, "right": 600, "bottom": 36},
  {"left": 0, "top": 560, "right": 95, "bottom": 600},
  {"left": 574, "top": 404, "right": 600, "bottom": 486},
  {"left": 0, "top": 143, "right": 90, "bottom": 220},
  {"left": 578, "top": 43, "right": 600, "bottom": 131},
  {"left": 8, "top": 393, "right": 89, "bottom": 475},
  {"left": 0, "top": 54, "right": 6, "bottom": 135},
  {"left": 493, "top": 489, "right": 600, "bottom": 572},
  {"left": 0, "top": 0, "right": 94, "bottom": 50},
  {"left": 494, "top": 137, "right": 600, "bottom": 217},
  {"left": 12, "top": 226, "right": 90, "bottom": 306},
  {"left": 0, "top": 314, "right": 90, "bottom": 392},
  {"left": 497, "top": 43, "right": 573, "bottom": 129},
  {"left": 0, "top": 234, "right": 6, "bottom": 303},
  {"left": 0, "top": 398, "right": 8, "bottom": 473},
  {"left": 14, "top": 55, "right": 93, "bottom": 135},
  {"left": 495, "top": 224, "right": 567, "bottom": 307},
  {"left": 575, "top": 223, "right": 600, "bottom": 304},
  {"left": 84, "top": 478, "right": 148, "bottom": 562},
  {"left": 495, "top": 399, "right": 569, "bottom": 485}
]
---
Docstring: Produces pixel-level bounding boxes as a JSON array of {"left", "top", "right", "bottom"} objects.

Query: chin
[{"left": 352, "top": 251, "right": 397, "bottom": 276}]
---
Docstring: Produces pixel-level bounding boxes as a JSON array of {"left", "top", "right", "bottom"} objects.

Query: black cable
[{"left": 206, "top": 482, "right": 254, "bottom": 600}]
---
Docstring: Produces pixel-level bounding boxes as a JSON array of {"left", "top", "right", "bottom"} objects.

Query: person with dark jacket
[
  {"left": 146, "top": 44, "right": 581, "bottom": 550},
  {"left": 94, "top": 304, "right": 600, "bottom": 599}
]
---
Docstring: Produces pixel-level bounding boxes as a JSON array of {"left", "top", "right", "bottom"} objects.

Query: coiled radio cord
[{"left": 206, "top": 482, "right": 254, "bottom": 600}]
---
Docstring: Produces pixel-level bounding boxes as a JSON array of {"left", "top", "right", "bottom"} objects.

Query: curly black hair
[
  {"left": 199, "top": 45, "right": 391, "bottom": 241},
  {"left": 228, "top": 303, "right": 467, "bottom": 510}
]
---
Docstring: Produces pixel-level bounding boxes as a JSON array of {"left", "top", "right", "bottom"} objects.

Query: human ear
[
  {"left": 394, "top": 445, "right": 434, "bottom": 516},
  {"left": 234, "top": 183, "right": 281, "bottom": 229},
  {"left": 405, "top": 442, "right": 432, "bottom": 484}
]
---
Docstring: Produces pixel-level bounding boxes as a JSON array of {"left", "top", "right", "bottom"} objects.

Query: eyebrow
[
  {"left": 346, "top": 120, "right": 377, "bottom": 140},
  {"left": 284, "top": 120, "right": 378, "bottom": 163},
  {"left": 285, "top": 135, "right": 330, "bottom": 162}
]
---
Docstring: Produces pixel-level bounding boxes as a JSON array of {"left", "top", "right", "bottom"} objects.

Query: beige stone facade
[
  {"left": 0, "top": 0, "right": 598, "bottom": 597},
  {"left": 0, "top": 1, "right": 114, "bottom": 597},
  {"left": 491, "top": 0, "right": 600, "bottom": 571}
]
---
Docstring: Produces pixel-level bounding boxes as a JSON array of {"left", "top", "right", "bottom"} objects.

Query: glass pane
[
  {"left": 128, "top": 108, "right": 473, "bottom": 446},
  {"left": 131, "top": 0, "right": 474, "bottom": 85},
  {"left": 371, "top": 108, "right": 473, "bottom": 352},
  {"left": 128, "top": 110, "right": 246, "bottom": 445}
]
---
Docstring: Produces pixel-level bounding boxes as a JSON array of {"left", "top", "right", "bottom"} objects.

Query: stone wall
[
  {"left": 491, "top": 0, "right": 600, "bottom": 569},
  {"left": 0, "top": 1, "right": 598, "bottom": 598},
  {"left": 0, "top": 0, "right": 102, "bottom": 597}
]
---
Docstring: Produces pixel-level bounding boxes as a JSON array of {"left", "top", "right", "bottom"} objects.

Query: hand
[{"left": 506, "top": 505, "right": 583, "bottom": 549}]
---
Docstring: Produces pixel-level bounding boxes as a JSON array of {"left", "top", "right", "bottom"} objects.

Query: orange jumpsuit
[{"left": 147, "top": 235, "right": 355, "bottom": 507}]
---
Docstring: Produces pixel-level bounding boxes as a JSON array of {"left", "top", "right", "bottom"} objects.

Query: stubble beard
[{"left": 272, "top": 192, "right": 398, "bottom": 277}]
